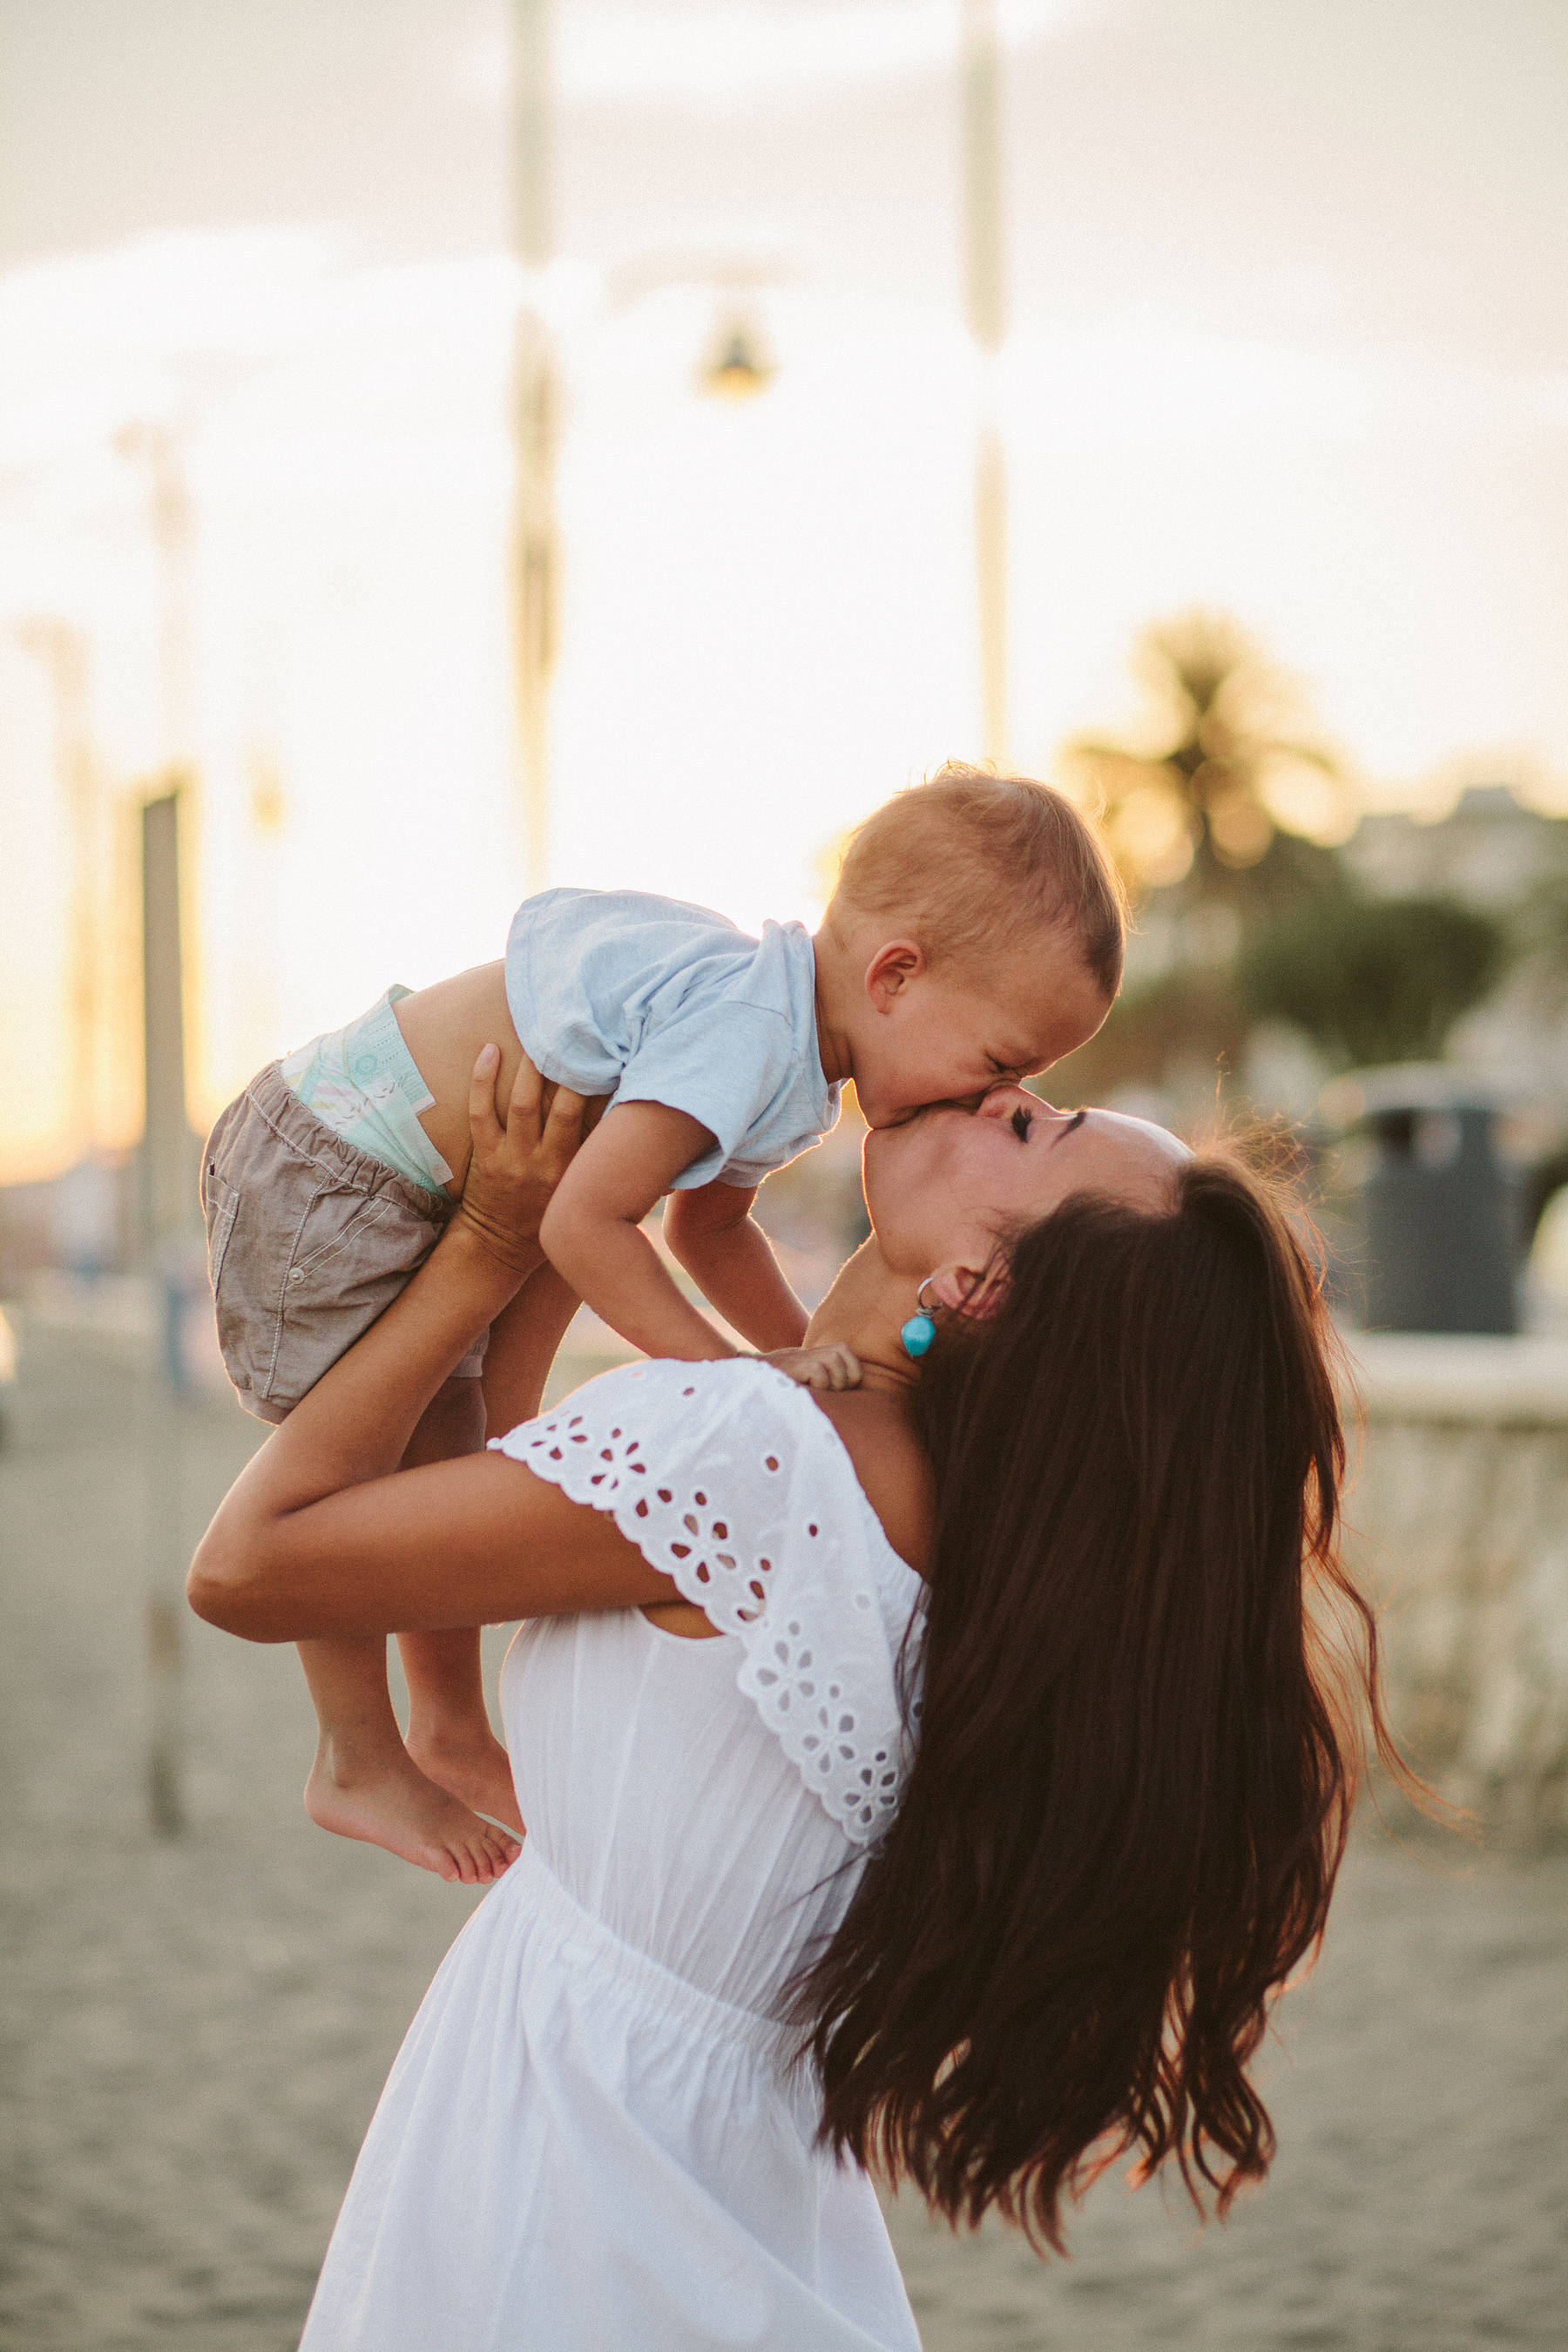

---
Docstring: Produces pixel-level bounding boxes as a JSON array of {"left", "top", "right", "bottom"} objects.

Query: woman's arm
[
  {"left": 187, "top": 1442, "right": 677, "bottom": 1644},
  {"left": 187, "top": 1047, "right": 680, "bottom": 1642}
]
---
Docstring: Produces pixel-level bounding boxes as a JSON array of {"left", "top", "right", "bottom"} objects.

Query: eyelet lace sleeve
[{"left": 490, "top": 1357, "right": 924, "bottom": 1845}]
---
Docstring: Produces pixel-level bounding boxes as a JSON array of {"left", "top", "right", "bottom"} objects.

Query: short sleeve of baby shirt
[
  {"left": 505, "top": 889, "right": 838, "bottom": 1190},
  {"left": 609, "top": 1000, "right": 802, "bottom": 1186}
]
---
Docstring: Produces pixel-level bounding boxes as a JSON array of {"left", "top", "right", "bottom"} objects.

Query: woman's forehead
[
  {"left": 1085, "top": 1107, "right": 1192, "bottom": 1163},
  {"left": 1029, "top": 1106, "right": 1187, "bottom": 1206}
]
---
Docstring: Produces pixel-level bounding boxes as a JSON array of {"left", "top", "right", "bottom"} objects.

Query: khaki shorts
[{"left": 200, "top": 1061, "right": 487, "bottom": 1425}]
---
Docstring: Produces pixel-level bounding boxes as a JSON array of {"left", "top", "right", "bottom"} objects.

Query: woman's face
[{"left": 862, "top": 1086, "right": 1188, "bottom": 1283}]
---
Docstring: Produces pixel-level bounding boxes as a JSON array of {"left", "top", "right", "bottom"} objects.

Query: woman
[{"left": 190, "top": 1052, "right": 1398, "bottom": 2350}]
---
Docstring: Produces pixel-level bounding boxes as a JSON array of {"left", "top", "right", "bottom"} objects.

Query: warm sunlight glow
[{"left": 4, "top": 0, "right": 1568, "bottom": 1179}]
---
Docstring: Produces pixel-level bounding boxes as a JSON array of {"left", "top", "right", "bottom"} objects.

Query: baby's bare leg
[
  {"left": 398, "top": 1268, "right": 579, "bottom": 1831},
  {"left": 479, "top": 1259, "right": 582, "bottom": 1436},
  {"left": 396, "top": 1376, "right": 519, "bottom": 1831},
  {"left": 300, "top": 1376, "right": 520, "bottom": 1882}
]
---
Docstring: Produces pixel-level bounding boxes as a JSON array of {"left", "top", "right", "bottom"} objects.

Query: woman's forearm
[
  {"left": 198, "top": 1222, "right": 532, "bottom": 1567},
  {"left": 190, "top": 1046, "right": 590, "bottom": 1625}
]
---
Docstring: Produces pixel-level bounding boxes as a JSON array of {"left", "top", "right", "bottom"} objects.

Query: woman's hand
[
  {"left": 451, "top": 1045, "right": 590, "bottom": 1277},
  {"left": 188, "top": 1049, "right": 591, "bottom": 1612}
]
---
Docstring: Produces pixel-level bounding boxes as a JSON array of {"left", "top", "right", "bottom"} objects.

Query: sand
[{"left": 2, "top": 1318, "right": 1564, "bottom": 2349}]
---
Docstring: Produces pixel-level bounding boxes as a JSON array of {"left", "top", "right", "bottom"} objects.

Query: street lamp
[
  {"left": 700, "top": 314, "right": 776, "bottom": 401},
  {"left": 111, "top": 422, "right": 205, "bottom": 1838},
  {"left": 510, "top": 0, "right": 559, "bottom": 896},
  {"left": 962, "top": 0, "right": 1010, "bottom": 766},
  {"left": 505, "top": 0, "right": 783, "bottom": 886}
]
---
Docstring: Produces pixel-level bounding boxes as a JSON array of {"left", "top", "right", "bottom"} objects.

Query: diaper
[{"left": 280, "top": 987, "right": 454, "bottom": 1197}]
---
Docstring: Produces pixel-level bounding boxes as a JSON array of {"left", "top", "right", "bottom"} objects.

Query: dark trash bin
[{"left": 1342, "top": 1068, "right": 1518, "bottom": 1335}]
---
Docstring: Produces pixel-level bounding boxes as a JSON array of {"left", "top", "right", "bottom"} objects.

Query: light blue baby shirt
[{"left": 505, "top": 888, "right": 841, "bottom": 1191}]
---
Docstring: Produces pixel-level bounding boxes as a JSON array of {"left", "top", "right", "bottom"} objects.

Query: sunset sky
[{"left": 3, "top": 0, "right": 1567, "bottom": 1176}]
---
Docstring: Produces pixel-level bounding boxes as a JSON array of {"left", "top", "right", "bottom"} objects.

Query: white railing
[{"left": 1342, "top": 1333, "right": 1568, "bottom": 1842}]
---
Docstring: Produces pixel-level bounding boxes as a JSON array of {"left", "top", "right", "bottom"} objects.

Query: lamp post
[
  {"left": 114, "top": 419, "right": 202, "bottom": 1840},
  {"left": 139, "top": 787, "right": 194, "bottom": 1836},
  {"left": 503, "top": 7, "right": 781, "bottom": 885},
  {"left": 962, "top": 0, "right": 1009, "bottom": 766},
  {"left": 510, "top": 0, "right": 559, "bottom": 894},
  {"left": 114, "top": 416, "right": 203, "bottom": 1309}
]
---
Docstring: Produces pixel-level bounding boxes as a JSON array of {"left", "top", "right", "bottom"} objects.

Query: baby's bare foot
[
  {"left": 407, "top": 1719, "right": 525, "bottom": 1837},
  {"left": 304, "top": 1742, "right": 520, "bottom": 1883}
]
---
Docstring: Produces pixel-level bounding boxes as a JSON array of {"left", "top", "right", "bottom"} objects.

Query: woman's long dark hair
[{"left": 791, "top": 1148, "right": 1414, "bottom": 2249}]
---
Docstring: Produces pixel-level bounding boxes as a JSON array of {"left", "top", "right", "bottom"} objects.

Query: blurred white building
[{"left": 1345, "top": 783, "right": 1568, "bottom": 911}]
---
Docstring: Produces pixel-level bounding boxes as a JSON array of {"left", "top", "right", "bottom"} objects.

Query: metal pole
[
  {"left": 510, "top": 0, "right": 558, "bottom": 891},
  {"left": 113, "top": 419, "right": 201, "bottom": 1835},
  {"left": 142, "top": 794, "right": 190, "bottom": 1247},
  {"left": 961, "top": 0, "right": 1009, "bottom": 766},
  {"left": 141, "top": 790, "right": 191, "bottom": 1835},
  {"left": 118, "top": 418, "right": 203, "bottom": 1196}
]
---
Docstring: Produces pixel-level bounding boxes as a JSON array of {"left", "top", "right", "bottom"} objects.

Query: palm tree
[
  {"left": 1044, "top": 613, "right": 1357, "bottom": 1106},
  {"left": 1063, "top": 611, "right": 1355, "bottom": 923},
  {"left": 1236, "top": 893, "right": 1508, "bottom": 1070}
]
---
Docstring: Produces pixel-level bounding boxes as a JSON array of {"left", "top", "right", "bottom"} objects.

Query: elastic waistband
[
  {"left": 240, "top": 1059, "right": 451, "bottom": 1227},
  {"left": 509, "top": 1843, "right": 791, "bottom": 2064}
]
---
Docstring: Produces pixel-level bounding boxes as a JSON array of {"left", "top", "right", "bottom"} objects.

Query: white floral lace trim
[{"left": 491, "top": 1358, "right": 923, "bottom": 1845}]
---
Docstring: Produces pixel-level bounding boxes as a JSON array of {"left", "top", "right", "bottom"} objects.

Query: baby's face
[{"left": 850, "top": 929, "right": 1111, "bottom": 1128}]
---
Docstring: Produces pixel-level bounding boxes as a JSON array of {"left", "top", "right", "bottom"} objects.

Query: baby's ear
[{"left": 863, "top": 939, "right": 926, "bottom": 1010}]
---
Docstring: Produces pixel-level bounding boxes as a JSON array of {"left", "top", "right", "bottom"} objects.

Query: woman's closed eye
[{"left": 1010, "top": 1105, "right": 1034, "bottom": 1142}]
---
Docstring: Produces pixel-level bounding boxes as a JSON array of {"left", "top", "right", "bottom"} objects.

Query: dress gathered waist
[{"left": 507, "top": 1841, "right": 794, "bottom": 2065}]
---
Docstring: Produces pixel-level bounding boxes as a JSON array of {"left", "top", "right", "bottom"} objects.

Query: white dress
[{"left": 299, "top": 1358, "right": 928, "bottom": 2351}]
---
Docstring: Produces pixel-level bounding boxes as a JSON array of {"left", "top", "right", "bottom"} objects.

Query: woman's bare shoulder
[{"left": 809, "top": 1389, "right": 934, "bottom": 1578}]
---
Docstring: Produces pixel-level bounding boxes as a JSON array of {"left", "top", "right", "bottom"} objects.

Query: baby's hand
[{"left": 762, "top": 1342, "right": 862, "bottom": 1392}]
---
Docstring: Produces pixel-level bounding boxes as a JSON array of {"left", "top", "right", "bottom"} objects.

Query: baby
[{"left": 201, "top": 765, "right": 1123, "bottom": 1880}]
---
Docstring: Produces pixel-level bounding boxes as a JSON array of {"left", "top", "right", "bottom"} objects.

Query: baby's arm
[
  {"left": 540, "top": 1104, "right": 857, "bottom": 1388},
  {"left": 664, "top": 1188, "right": 857, "bottom": 1388},
  {"left": 662, "top": 1178, "right": 806, "bottom": 1353},
  {"left": 538, "top": 1101, "right": 742, "bottom": 1361}
]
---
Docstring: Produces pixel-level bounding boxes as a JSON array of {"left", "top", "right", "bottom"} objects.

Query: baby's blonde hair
[{"left": 828, "top": 763, "right": 1125, "bottom": 998}]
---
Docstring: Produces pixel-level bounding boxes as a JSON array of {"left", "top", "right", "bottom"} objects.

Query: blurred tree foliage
[
  {"left": 1050, "top": 966, "right": 1249, "bottom": 1104},
  {"left": 1049, "top": 612, "right": 1511, "bottom": 1101},
  {"left": 1050, "top": 612, "right": 1353, "bottom": 1100},
  {"left": 1063, "top": 610, "right": 1355, "bottom": 920},
  {"left": 1235, "top": 894, "right": 1508, "bottom": 1070},
  {"left": 1511, "top": 870, "right": 1568, "bottom": 1010}
]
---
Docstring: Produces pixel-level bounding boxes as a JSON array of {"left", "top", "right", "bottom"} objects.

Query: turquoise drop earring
[{"left": 900, "top": 1276, "right": 941, "bottom": 1360}]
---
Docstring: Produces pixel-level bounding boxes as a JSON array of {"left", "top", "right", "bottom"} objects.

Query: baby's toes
[
  {"left": 490, "top": 1824, "right": 522, "bottom": 1863},
  {"left": 462, "top": 1835, "right": 497, "bottom": 1885}
]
